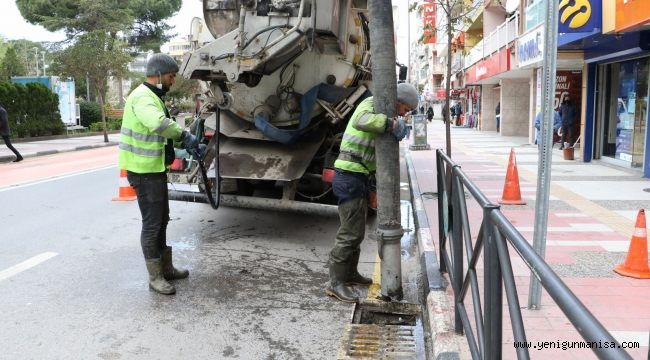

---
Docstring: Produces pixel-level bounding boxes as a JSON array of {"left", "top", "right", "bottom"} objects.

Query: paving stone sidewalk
[
  {"left": 0, "top": 134, "right": 119, "bottom": 163},
  {"left": 408, "top": 119, "right": 650, "bottom": 359}
]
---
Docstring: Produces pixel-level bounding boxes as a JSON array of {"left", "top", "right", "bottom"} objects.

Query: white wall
[{"left": 500, "top": 79, "right": 531, "bottom": 136}]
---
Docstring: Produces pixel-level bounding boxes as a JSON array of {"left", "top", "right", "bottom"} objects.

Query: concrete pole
[
  {"left": 407, "top": 0, "right": 411, "bottom": 83},
  {"left": 368, "top": 0, "right": 403, "bottom": 301},
  {"left": 528, "top": 0, "right": 559, "bottom": 309}
]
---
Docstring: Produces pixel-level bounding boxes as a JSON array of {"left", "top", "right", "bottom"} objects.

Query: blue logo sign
[{"left": 558, "top": 0, "right": 601, "bottom": 33}]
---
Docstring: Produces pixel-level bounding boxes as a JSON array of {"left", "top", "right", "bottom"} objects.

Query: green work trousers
[{"left": 330, "top": 196, "right": 367, "bottom": 265}]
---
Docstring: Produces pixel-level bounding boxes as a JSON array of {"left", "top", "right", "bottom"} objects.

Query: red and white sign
[
  {"left": 465, "top": 47, "right": 511, "bottom": 84},
  {"left": 423, "top": 1, "right": 436, "bottom": 44}
]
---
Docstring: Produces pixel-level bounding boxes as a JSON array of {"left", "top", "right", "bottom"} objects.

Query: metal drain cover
[{"left": 338, "top": 324, "right": 417, "bottom": 359}]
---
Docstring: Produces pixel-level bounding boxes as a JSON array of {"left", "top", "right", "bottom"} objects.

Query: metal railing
[
  {"left": 464, "top": 13, "right": 519, "bottom": 69},
  {"left": 435, "top": 149, "right": 633, "bottom": 360}
]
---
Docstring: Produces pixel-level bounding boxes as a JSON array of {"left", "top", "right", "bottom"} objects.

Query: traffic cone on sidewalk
[
  {"left": 614, "top": 209, "right": 650, "bottom": 279},
  {"left": 112, "top": 169, "right": 137, "bottom": 201},
  {"left": 498, "top": 148, "right": 526, "bottom": 205}
]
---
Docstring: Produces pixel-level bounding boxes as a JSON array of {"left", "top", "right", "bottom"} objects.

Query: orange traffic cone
[
  {"left": 614, "top": 209, "right": 650, "bottom": 279},
  {"left": 499, "top": 148, "right": 526, "bottom": 205},
  {"left": 112, "top": 169, "right": 137, "bottom": 201}
]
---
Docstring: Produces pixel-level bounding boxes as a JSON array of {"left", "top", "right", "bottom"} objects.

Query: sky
[{"left": 0, "top": 0, "right": 204, "bottom": 43}]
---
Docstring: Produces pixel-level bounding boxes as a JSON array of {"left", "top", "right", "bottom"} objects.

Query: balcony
[
  {"left": 464, "top": 12, "right": 519, "bottom": 69},
  {"left": 525, "top": 0, "right": 544, "bottom": 33}
]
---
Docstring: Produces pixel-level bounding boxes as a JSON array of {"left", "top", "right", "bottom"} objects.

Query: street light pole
[
  {"left": 32, "top": 47, "right": 39, "bottom": 77},
  {"left": 41, "top": 51, "right": 46, "bottom": 77}
]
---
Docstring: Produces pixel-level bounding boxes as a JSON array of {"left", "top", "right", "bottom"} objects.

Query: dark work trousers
[
  {"left": 330, "top": 170, "right": 368, "bottom": 266},
  {"left": 561, "top": 124, "right": 574, "bottom": 147},
  {"left": 126, "top": 171, "right": 169, "bottom": 260},
  {"left": 2, "top": 135, "right": 22, "bottom": 159}
]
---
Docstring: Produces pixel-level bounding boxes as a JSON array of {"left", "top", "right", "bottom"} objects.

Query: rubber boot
[
  {"left": 325, "top": 263, "right": 359, "bottom": 303},
  {"left": 145, "top": 259, "right": 176, "bottom": 295},
  {"left": 161, "top": 246, "right": 189, "bottom": 280},
  {"left": 347, "top": 250, "right": 372, "bottom": 285}
]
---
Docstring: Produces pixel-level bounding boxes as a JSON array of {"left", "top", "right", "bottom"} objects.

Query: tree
[
  {"left": 0, "top": 47, "right": 27, "bottom": 81},
  {"left": 18, "top": 0, "right": 182, "bottom": 141},
  {"left": 426, "top": 0, "right": 483, "bottom": 156},
  {"left": 16, "top": 0, "right": 182, "bottom": 51},
  {"left": 54, "top": 32, "right": 131, "bottom": 142}
]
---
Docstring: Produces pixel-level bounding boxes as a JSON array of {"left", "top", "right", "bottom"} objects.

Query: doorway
[{"left": 596, "top": 57, "right": 649, "bottom": 168}]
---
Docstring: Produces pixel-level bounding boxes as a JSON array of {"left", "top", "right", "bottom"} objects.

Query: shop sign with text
[
  {"left": 423, "top": 1, "right": 436, "bottom": 44},
  {"left": 465, "top": 47, "right": 510, "bottom": 84},
  {"left": 517, "top": 26, "right": 544, "bottom": 68}
]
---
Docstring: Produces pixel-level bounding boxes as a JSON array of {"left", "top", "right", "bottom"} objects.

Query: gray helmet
[
  {"left": 397, "top": 83, "right": 418, "bottom": 109},
  {"left": 146, "top": 53, "right": 179, "bottom": 77}
]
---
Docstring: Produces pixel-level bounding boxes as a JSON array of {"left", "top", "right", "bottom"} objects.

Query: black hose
[{"left": 192, "top": 108, "right": 221, "bottom": 210}]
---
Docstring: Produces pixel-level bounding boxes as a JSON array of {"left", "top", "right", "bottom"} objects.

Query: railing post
[
  {"left": 483, "top": 204, "right": 502, "bottom": 360},
  {"left": 451, "top": 165, "right": 464, "bottom": 334},
  {"left": 436, "top": 151, "right": 447, "bottom": 273}
]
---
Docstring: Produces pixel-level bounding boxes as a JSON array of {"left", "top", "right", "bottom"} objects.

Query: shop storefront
[{"left": 593, "top": 56, "right": 649, "bottom": 169}]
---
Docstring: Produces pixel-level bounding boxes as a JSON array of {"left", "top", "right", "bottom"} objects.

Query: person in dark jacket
[
  {"left": 426, "top": 105, "right": 434, "bottom": 122},
  {"left": 558, "top": 97, "right": 577, "bottom": 149},
  {"left": 0, "top": 104, "right": 23, "bottom": 162}
]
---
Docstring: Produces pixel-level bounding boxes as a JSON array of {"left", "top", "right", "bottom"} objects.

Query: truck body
[{"left": 171, "top": 0, "right": 374, "bottom": 213}]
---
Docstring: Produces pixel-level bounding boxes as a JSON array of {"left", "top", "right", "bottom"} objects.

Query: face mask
[{"left": 156, "top": 73, "right": 163, "bottom": 90}]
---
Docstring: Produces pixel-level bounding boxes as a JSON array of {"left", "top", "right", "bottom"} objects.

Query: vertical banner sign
[{"left": 423, "top": 1, "right": 436, "bottom": 44}]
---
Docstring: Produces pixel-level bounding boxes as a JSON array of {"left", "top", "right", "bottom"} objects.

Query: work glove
[
  {"left": 391, "top": 118, "right": 408, "bottom": 141},
  {"left": 181, "top": 130, "right": 199, "bottom": 153}
]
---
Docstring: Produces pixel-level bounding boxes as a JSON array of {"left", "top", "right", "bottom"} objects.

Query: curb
[
  {"left": 405, "top": 151, "right": 464, "bottom": 360},
  {"left": 0, "top": 141, "right": 118, "bottom": 164}
]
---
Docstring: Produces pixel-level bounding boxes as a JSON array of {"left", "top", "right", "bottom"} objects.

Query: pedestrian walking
[
  {"left": 325, "top": 83, "right": 417, "bottom": 303},
  {"left": 426, "top": 105, "right": 434, "bottom": 122},
  {"left": 559, "top": 96, "right": 577, "bottom": 149},
  {"left": 118, "top": 53, "right": 199, "bottom": 295},
  {"left": 495, "top": 102, "right": 501, "bottom": 132},
  {"left": 0, "top": 104, "right": 23, "bottom": 162}
]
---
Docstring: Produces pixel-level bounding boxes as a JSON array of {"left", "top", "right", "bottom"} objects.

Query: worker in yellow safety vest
[
  {"left": 325, "top": 83, "right": 418, "bottom": 303},
  {"left": 118, "top": 53, "right": 199, "bottom": 295}
]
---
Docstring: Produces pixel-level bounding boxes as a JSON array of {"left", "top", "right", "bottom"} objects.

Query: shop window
[{"left": 599, "top": 58, "right": 648, "bottom": 167}]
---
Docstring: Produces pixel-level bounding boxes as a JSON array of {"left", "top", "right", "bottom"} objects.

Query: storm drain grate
[{"left": 338, "top": 324, "right": 417, "bottom": 359}]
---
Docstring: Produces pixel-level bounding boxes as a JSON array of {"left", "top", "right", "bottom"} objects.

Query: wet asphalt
[{"left": 0, "top": 166, "right": 381, "bottom": 359}]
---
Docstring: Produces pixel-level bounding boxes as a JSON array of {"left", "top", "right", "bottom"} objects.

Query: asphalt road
[{"left": 0, "top": 150, "right": 375, "bottom": 359}]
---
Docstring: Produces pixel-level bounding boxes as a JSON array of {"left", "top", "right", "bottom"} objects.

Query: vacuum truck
[{"left": 169, "top": 0, "right": 376, "bottom": 215}]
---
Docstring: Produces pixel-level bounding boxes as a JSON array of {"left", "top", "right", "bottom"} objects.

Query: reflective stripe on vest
[
  {"left": 118, "top": 84, "right": 169, "bottom": 173},
  {"left": 334, "top": 97, "right": 379, "bottom": 174}
]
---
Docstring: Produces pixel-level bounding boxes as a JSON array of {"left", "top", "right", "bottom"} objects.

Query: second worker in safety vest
[
  {"left": 326, "top": 83, "right": 418, "bottom": 303},
  {"left": 118, "top": 53, "right": 200, "bottom": 295}
]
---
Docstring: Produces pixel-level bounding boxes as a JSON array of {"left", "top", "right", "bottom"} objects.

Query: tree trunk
[
  {"left": 96, "top": 85, "right": 109, "bottom": 143},
  {"left": 445, "top": 1, "right": 453, "bottom": 157}
]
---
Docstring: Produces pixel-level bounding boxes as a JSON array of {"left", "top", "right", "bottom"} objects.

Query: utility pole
[
  {"left": 528, "top": 0, "right": 559, "bottom": 310},
  {"left": 368, "top": 0, "right": 403, "bottom": 301},
  {"left": 407, "top": 0, "right": 411, "bottom": 83}
]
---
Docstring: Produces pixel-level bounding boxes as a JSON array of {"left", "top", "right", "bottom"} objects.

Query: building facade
[{"left": 440, "top": 0, "right": 650, "bottom": 178}]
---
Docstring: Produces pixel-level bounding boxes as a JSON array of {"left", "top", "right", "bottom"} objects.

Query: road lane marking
[{"left": 0, "top": 252, "right": 58, "bottom": 282}]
